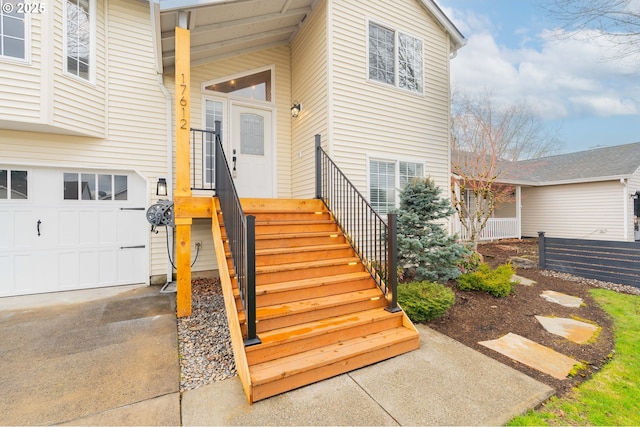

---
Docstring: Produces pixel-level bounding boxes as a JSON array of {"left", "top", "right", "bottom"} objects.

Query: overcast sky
[{"left": 437, "top": 0, "right": 640, "bottom": 154}]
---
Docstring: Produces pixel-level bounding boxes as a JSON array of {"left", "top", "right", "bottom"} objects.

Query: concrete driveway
[
  {"left": 0, "top": 284, "right": 555, "bottom": 426},
  {"left": 0, "top": 285, "right": 180, "bottom": 426}
]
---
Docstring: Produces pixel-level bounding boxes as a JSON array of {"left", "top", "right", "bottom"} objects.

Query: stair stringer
[{"left": 211, "top": 198, "right": 253, "bottom": 403}]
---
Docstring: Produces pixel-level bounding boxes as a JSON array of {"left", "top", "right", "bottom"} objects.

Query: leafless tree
[
  {"left": 538, "top": 0, "right": 640, "bottom": 59},
  {"left": 451, "top": 90, "right": 561, "bottom": 249}
]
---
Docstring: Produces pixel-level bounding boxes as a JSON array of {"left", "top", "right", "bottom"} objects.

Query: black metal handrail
[
  {"left": 192, "top": 125, "right": 260, "bottom": 346},
  {"left": 315, "top": 135, "right": 399, "bottom": 312}
]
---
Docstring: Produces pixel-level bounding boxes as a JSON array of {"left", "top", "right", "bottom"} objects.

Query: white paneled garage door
[{"left": 0, "top": 166, "right": 149, "bottom": 297}]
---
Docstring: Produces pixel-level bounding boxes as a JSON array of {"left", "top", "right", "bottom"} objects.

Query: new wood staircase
[{"left": 212, "top": 198, "right": 420, "bottom": 403}]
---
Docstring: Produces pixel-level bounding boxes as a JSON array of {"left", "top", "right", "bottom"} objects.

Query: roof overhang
[
  {"left": 495, "top": 174, "right": 633, "bottom": 187},
  {"left": 152, "top": 0, "right": 465, "bottom": 73},
  {"left": 154, "top": 0, "right": 315, "bottom": 73},
  {"left": 419, "top": 0, "right": 466, "bottom": 53}
]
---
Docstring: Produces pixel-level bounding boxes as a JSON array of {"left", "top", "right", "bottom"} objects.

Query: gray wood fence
[{"left": 538, "top": 232, "right": 640, "bottom": 288}]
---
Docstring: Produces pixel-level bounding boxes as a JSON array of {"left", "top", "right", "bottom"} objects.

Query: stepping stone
[
  {"left": 512, "top": 274, "right": 536, "bottom": 286},
  {"left": 536, "top": 316, "right": 599, "bottom": 344},
  {"left": 479, "top": 333, "right": 579, "bottom": 380},
  {"left": 510, "top": 256, "right": 536, "bottom": 269},
  {"left": 540, "top": 290, "right": 583, "bottom": 308}
]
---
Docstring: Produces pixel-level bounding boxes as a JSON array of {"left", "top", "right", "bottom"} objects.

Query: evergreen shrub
[
  {"left": 457, "top": 263, "right": 516, "bottom": 297},
  {"left": 396, "top": 178, "right": 470, "bottom": 282},
  {"left": 397, "top": 281, "right": 455, "bottom": 322}
]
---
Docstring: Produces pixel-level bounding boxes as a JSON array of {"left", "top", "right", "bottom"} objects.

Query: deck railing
[
  {"left": 193, "top": 126, "right": 260, "bottom": 346},
  {"left": 315, "top": 136, "right": 399, "bottom": 313},
  {"left": 457, "top": 217, "right": 520, "bottom": 241}
]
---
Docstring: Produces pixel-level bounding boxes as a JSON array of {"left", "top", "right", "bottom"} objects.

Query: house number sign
[{"left": 179, "top": 73, "right": 188, "bottom": 130}]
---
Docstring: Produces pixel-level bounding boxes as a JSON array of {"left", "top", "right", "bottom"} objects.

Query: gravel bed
[
  {"left": 540, "top": 270, "right": 640, "bottom": 296},
  {"left": 177, "top": 277, "right": 236, "bottom": 392}
]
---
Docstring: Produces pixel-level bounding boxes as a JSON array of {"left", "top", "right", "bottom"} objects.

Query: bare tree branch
[
  {"left": 538, "top": 0, "right": 640, "bottom": 59},
  {"left": 450, "top": 90, "right": 562, "bottom": 249}
]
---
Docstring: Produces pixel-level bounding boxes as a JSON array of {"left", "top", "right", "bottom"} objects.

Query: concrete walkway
[{"left": 0, "top": 286, "right": 553, "bottom": 426}]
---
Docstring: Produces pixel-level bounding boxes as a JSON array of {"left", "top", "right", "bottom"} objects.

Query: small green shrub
[
  {"left": 397, "top": 281, "right": 455, "bottom": 322},
  {"left": 457, "top": 248, "right": 482, "bottom": 274},
  {"left": 457, "top": 263, "right": 516, "bottom": 297}
]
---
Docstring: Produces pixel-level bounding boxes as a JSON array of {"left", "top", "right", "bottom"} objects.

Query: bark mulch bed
[{"left": 427, "top": 238, "right": 615, "bottom": 398}]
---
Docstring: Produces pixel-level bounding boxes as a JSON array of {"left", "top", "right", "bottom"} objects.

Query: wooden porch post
[{"left": 175, "top": 26, "right": 192, "bottom": 317}]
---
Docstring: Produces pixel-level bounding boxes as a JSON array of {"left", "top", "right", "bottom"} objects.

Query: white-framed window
[
  {"left": 0, "top": 1, "right": 28, "bottom": 61},
  {"left": 0, "top": 168, "right": 28, "bottom": 199},
  {"left": 369, "top": 159, "right": 424, "bottom": 214},
  {"left": 63, "top": 173, "right": 127, "bottom": 200},
  {"left": 204, "top": 99, "right": 225, "bottom": 185},
  {"left": 65, "top": 0, "right": 95, "bottom": 82},
  {"left": 368, "top": 21, "right": 423, "bottom": 93}
]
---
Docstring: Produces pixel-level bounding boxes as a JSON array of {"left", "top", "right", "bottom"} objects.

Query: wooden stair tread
[
  {"left": 250, "top": 327, "right": 418, "bottom": 385},
  {"left": 255, "top": 231, "right": 343, "bottom": 240},
  {"left": 256, "top": 243, "right": 352, "bottom": 257},
  {"left": 257, "top": 257, "right": 361, "bottom": 274},
  {"left": 249, "top": 308, "right": 402, "bottom": 349},
  {"left": 257, "top": 272, "right": 372, "bottom": 295},
  {"left": 256, "top": 288, "right": 383, "bottom": 320}
]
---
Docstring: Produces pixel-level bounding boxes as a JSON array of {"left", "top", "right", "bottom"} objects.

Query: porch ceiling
[{"left": 158, "top": 0, "right": 315, "bottom": 72}]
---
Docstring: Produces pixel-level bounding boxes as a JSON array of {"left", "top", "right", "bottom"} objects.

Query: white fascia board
[
  {"left": 496, "top": 174, "right": 632, "bottom": 187},
  {"left": 158, "top": 0, "right": 230, "bottom": 12},
  {"left": 419, "top": 0, "right": 466, "bottom": 52}
]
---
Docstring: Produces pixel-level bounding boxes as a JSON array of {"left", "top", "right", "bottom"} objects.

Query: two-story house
[{"left": 1, "top": 0, "right": 464, "bottom": 403}]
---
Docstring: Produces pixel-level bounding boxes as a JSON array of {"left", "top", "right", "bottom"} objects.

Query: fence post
[
  {"left": 315, "top": 134, "right": 322, "bottom": 199},
  {"left": 538, "top": 231, "right": 546, "bottom": 269},
  {"left": 244, "top": 215, "right": 261, "bottom": 346},
  {"left": 386, "top": 213, "right": 401, "bottom": 313}
]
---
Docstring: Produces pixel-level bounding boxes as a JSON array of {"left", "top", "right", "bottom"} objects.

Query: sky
[{"left": 436, "top": 0, "right": 640, "bottom": 154}]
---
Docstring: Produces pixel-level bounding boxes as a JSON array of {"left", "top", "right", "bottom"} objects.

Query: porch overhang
[{"left": 154, "top": 0, "right": 315, "bottom": 73}]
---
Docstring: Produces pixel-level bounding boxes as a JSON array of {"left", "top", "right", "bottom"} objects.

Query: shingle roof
[{"left": 502, "top": 141, "right": 640, "bottom": 185}]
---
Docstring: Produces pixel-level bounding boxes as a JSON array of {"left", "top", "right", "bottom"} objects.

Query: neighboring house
[
  {"left": 508, "top": 142, "right": 640, "bottom": 242},
  {"left": 453, "top": 142, "right": 640, "bottom": 243}
]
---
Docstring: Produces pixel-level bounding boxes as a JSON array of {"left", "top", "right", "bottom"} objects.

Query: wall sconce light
[
  {"left": 156, "top": 178, "right": 168, "bottom": 197},
  {"left": 631, "top": 191, "right": 639, "bottom": 200},
  {"left": 291, "top": 102, "right": 301, "bottom": 118}
]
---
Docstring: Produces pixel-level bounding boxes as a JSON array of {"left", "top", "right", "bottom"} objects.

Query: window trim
[
  {"left": 0, "top": 1, "right": 31, "bottom": 63},
  {"left": 63, "top": 0, "right": 96, "bottom": 83},
  {"left": 201, "top": 65, "right": 276, "bottom": 107},
  {"left": 367, "top": 156, "right": 426, "bottom": 213},
  {"left": 366, "top": 19, "right": 425, "bottom": 95}
]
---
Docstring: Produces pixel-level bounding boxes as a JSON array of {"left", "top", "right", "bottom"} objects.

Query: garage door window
[
  {"left": 64, "top": 173, "right": 127, "bottom": 200},
  {"left": 0, "top": 169, "right": 28, "bottom": 199}
]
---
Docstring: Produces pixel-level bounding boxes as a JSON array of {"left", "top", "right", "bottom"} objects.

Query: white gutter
[{"left": 622, "top": 178, "right": 629, "bottom": 241}]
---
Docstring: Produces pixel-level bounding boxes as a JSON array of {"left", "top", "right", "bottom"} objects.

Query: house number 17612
[{"left": 179, "top": 73, "right": 188, "bottom": 130}]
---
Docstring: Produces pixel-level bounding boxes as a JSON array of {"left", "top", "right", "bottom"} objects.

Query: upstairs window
[
  {"left": 0, "top": 1, "right": 27, "bottom": 61},
  {"left": 66, "top": 0, "right": 94, "bottom": 81},
  {"left": 368, "top": 22, "right": 423, "bottom": 94}
]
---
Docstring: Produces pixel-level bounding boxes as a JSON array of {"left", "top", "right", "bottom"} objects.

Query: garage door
[{"left": 0, "top": 166, "right": 149, "bottom": 297}]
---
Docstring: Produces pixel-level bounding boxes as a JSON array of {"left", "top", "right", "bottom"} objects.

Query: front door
[{"left": 230, "top": 104, "right": 274, "bottom": 198}]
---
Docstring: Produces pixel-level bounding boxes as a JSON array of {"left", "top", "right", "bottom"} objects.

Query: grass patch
[{"left": 508, "top": 289, "right": 640, "bottom": 426}]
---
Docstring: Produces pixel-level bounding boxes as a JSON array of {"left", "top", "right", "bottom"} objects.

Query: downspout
[
  {"left": 622, "top": 178, "right": 629, "bottom": 241},
  {"left": 150, "top": 0, "right": 175, "bottom": 285}
]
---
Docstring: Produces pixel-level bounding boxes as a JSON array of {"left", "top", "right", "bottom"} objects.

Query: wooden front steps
[{"left": 213, "top": 198, "right": 420, "bottom": 403}]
